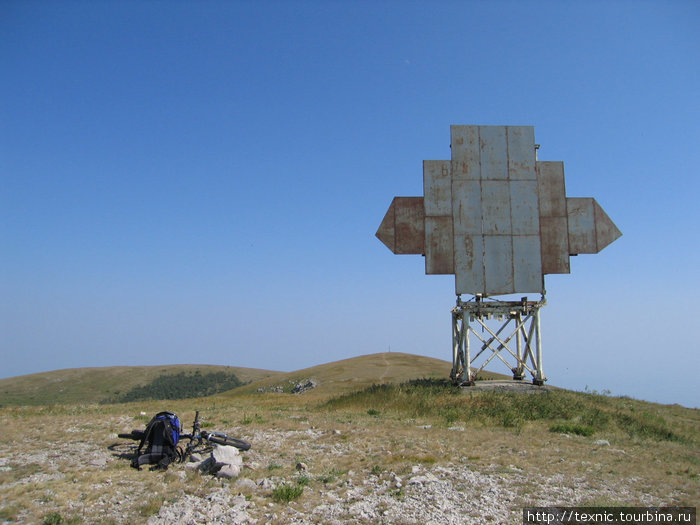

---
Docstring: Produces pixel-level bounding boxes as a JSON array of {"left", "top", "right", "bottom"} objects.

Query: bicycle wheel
[{"left": 207, "top": 434, "right": 251, "bottom": 451}]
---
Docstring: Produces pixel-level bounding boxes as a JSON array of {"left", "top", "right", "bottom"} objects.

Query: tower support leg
[
  {"left": 450, "top": 295, "right": 546, "bottom": 386},
  {"left": 533, "top": 307, "right": 545, "bottom": 385},
  {"left": 513, "top": 312, "right": 525, "bottom": 380}
]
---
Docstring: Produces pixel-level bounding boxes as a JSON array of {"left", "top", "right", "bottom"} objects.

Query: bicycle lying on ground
[{"left": 116, "top": 410, "right": 250, "bottom": 464}]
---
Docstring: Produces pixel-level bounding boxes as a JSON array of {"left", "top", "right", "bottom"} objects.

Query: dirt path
[{"left": 379, "top": 352, "right": 391, "bottom": 381}]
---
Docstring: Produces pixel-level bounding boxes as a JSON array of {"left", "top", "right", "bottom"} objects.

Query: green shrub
[
  {"left": 271, "top": 483, "right": 304, "bottom": 502},
  {"left": 549, "top": 423, "right": 595, "bottom": 437},
  {"left": 296, "top": 475, "right": 311, "bottom": 486},
  {"left": 104, "top": 371, "right": 244, "bottom": 403},
  {"left": 43, "top": 514, "right": 63, "bottom": 525},
  {"left": 318, "top": 468, "right": 344, "bottom": 484},
  {"left": 613, "top": 411, "right": 681, "bottom": 442},
  {"left": 439, "top": 406, "right": 460, "bottom": 425},
  {"left": 42, "top": 513, "right": 81, "bottom": 525}
]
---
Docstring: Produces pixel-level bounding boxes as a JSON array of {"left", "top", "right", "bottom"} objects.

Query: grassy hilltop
[
  {"left": 0, "top": 364, "right": 281, "bottom": 406},
  {"left": 0, "top": 352, "right": 697, "bottom": 524},
  {"left": 0, "top": 352, "right": 502, "bottom": 406}
]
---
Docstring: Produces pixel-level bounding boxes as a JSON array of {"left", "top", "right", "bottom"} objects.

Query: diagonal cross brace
[{"left": 451, "top": 297, "right": 546, "bottom": 385}]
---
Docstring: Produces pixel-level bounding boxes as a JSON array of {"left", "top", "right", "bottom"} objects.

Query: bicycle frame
[{"left": 117, "top": 410, "right": 250, "bottom": 464}]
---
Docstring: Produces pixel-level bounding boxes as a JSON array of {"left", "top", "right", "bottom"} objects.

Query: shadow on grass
[{"left": 107, "top": 441, "right": 138, "bottom": 461}]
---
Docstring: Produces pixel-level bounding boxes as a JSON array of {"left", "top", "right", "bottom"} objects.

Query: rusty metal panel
[
  {"left": 540, "top": 216, "right": 570, "bottom": 274},
  {"left": 375, "top": 198, "right": 396, "bottom": 253},
  {"left": 455, "top": 234, "right": 484, "bottom": 295},
  {"left": 593, "top": 199, "right": 623, "bottom": 252},
  {"left": 484, "top": 235, "right": 514, "bottom": 294},
  {"left": 567, "top": 197, "right": 596, "bottom": 254},
  {"left": 479, "top": 126, "right": 508, "bottom": 180},
  {"left": 537, "top": 161, "right": 567, "bottom": 217},
  {"left": 452, "top": 180, "right": 482, "bottom": 235},
  {"left": 507, "top": 126, "right": 536, "bottom": 180},
  {"left": 481, "top": 180, "right": 512, "bottom": 235},
  {"left": 513, "top": 235, "right": 543, "bottom": 292},
  {"left": 510, "top": 180, "right": 540, "bottom": 235},
  {"left": 425, "top": 216, "right": 454, "bottom": 274},
  {"left": 450, "top": 125, "right": 480, "bottom": 180},
  {"left": 377, "top": 124, "right": 622, "bottom": 298},
  {"left": 394, "top": 197, "right": 425, "bottom": 254},
  {"left": 537, "top": 161, "right": 569, "bottom": 273},
  {"left": 423, "top": 160, "right": 452, "bottom": 216}
]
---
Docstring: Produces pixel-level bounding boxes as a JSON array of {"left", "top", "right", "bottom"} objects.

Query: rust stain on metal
[
  {"left": 540, "top": 216, "right": 570, "bottom": 274},
  {"left": 567, "top": 197, "right": 596, "bottom": 254},
  {"left": 425, "top": 216, "right": 454, "bottom": 274},
  {"left": 376, "top": 197, "right": 424, "bottom": 255},
  {"left": 537, "top": 161, "right": 570, "bottom": 274},
  {"left": 375, "top": 199, "right": 396, "bottom": 253}
]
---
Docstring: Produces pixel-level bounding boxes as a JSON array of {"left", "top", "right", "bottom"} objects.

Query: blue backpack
[{"left": 132, "top": 411, "right": 182, "bottom": 470}]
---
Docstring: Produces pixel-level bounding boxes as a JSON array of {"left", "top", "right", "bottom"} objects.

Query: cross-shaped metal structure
[{"left": 377, "top": 125, "right": 621, "bottom": 384}]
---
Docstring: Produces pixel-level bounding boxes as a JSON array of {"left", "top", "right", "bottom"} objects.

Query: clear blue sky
[{"left": 2, "top": 1, "right": 698, "bottom": 407}]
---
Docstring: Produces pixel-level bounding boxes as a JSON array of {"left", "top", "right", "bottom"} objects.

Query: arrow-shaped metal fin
[
  {"left": 566, "top": 197, "right": 622, "bottom": 255},
  {"left": 376, "top": 197, "right": 425, "bottom": 255},
  {"left": 593, "top": 199, "right": 622, "bottom": 252}
]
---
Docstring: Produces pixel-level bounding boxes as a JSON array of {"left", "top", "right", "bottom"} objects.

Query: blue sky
[{"left": 1, "top": 1, "right": 698, "bottom": 407}]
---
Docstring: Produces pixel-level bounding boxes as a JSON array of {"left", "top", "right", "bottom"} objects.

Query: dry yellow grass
[
  {"left": 232, "top": 352, "right": 505, "bottom": 397},
  {"left": 0, "top": 353, "right": 696, "bottom": 524}
]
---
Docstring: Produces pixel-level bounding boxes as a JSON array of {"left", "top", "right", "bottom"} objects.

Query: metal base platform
[
  {"left": 459, "top": 380, "right": 550, "bottom": 393},
  {"left": 451, "top": 295, "right": 547, "bottom": 386}
]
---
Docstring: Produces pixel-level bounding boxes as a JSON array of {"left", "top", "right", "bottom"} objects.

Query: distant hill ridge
[
  {"left": 0, "top": 353, "right": 505, "bottom": 406},
  {"left": 0, "top": 363, "right": 281, "bottom": 406}
]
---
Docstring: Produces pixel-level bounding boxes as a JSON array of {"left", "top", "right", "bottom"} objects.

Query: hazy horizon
[{"left": 2, "top": 2, "right": 698, "bottom": 408}]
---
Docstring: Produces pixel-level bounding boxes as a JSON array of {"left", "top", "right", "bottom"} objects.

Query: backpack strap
[
  {"left": 131, "top": 416, "right": 161, "bottom": 470},
  {"left": 131, "top": 415, "right": 178, "bottom": 470},
  {"left": 135, "top": 452, "right": 173, "bottom": 470}
]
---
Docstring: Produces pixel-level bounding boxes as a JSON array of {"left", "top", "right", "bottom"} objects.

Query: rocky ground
[
  {"left": 149, "top": 457, "right": 650, "bottom": 525},
  {"left": 1, "top": 408, "right": 692, "bottom": 525}
]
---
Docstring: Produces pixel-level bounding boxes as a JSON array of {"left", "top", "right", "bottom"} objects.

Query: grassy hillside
[
  {"left": 0, "top": 352, "right": 697, "bottom": 524},
  {"left": 0, "top": 364, "right": 282, "bottom": 406},
  {"left": 324, "top": 378, "right": 698, "bottom": 443},
  {"left": 0, "top": 352, "right": 504, "bottom": 406},
  {"left": 234, "top": 352, "right": 506, "bottom": 396}
]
